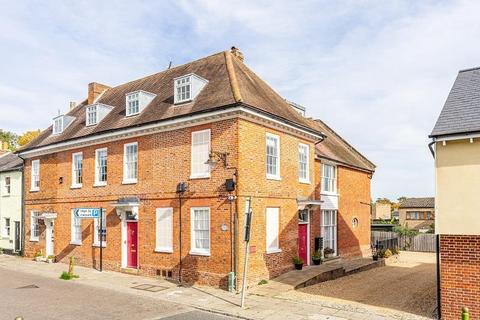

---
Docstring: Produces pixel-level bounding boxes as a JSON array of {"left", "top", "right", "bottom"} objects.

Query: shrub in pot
[
  {"left": 372, "top": 252, "right": 379, "bottom": 261},
  {"left": 312, "top": 250, "right": 322, "bottom": 265},
  {"left": 323, "top": 247, "right": 335, "bottom": 258},
  {"left": 47, "top": 255, "right": 55, "bottom": 263},
  {"left": 34, "top": 251, "right": 43, "bottom": 262},
  {"left": 292, "top": 256, "right": 304, "bottom": 270}
]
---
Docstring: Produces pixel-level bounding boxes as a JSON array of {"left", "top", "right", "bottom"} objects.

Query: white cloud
[{"left": 1, "top": 0, "right": 479, "bottom": 199}]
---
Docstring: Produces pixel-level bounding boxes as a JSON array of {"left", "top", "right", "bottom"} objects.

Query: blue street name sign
[{"left": 74, "top": 208, "right": 101, "bottom": 219}]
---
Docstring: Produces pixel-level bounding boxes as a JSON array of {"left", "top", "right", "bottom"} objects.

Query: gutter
[
  {"left": 16, "top": 153, "right": 26, "bottom": 256},
  {"left": 428, "top": 141, "right": 435, "bottom": 158}
]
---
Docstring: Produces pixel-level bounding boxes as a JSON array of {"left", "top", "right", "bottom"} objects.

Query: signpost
[
  {"left": 73, "top": 208, "right": 105, "bottom": 272},
  {"left": 240, "top": 197, "right": 252, "bottom": 308}
]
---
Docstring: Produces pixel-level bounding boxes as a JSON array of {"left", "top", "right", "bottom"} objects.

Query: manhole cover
[
  {"left": 131, "top": 284, "right": 167, "bottom": 292},
  {"left": 16, "top": 284, "right": 39, "bottom": 289}
]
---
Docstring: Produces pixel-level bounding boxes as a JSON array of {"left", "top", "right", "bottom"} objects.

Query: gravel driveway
[{"left": 287, "top": 251, "right": 436, "bottom": 318}]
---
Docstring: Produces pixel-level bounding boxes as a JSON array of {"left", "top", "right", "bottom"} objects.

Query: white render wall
[{"left": 0, "top": 170, "right": 22, "bottom": 251}]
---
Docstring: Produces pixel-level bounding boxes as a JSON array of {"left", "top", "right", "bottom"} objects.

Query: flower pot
[
  {"left": 373, "top": 255, "right": 378, "bottom": 261},
  {"left": 294, "top": 263, "right": 303, "bottom": 270},
  {"left": 35, "top": 256, "right": 43, "bottom": 262},
  {"left": 47, "top": 259, "right": 54, "bottom": 264},
  {"left": 312, "top": 259, "right": 321, "bottom": 265}
]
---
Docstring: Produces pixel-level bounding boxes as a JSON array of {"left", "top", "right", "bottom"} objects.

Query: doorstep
[{"left": 121, "top": 267, "right": 140, "bottom": 275}]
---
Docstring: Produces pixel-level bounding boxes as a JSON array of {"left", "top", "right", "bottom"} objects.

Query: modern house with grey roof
[
  {"left": 430, "top": 67, "right": 480, "bottom": 319},
  {"left": 398, "top": 197, "right": 434, "bottom": 232},
  {"left": 0, "top": 152, "right": 23, "bottom": 254}
]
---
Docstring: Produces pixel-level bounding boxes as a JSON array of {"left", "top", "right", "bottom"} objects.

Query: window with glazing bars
[
  {"left": 127, "top": 93, "right": 140, "bottom": 115},
  {"left": 176, "top": 77, "right": 191, "bottom": 102}
]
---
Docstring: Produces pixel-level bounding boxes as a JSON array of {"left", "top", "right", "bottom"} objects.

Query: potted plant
[
  {"left": 312, "top": 250, "right": 322, "bottom": 265},
  {"left": 292, "top": 256, "right": 304, "bottom": 270},
  {"left": 323, "top": 247, "right": 334, "bottom": 259},
  {"left": 372, "top": 251, "right": 379, "bottom": 261},
  {"left": 47, "top": 255, "right": 55, "bottom": 263},
  {"left": 34, "top": 251, "right": 43, "bottom": 262}
]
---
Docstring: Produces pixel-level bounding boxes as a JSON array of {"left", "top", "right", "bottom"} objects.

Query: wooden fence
[{"left": 371, "top": 231, "right": 436, "bottom": 253}]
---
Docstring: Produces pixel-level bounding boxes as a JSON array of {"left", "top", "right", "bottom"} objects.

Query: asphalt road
[{"left": 0, "top": 268, "right": 234, "bottom": 320}]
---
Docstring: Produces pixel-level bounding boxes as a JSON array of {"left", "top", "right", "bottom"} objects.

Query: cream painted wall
[
  {"left": 0, "top": 170, "right": 22, "bottom": 251},
  {"left": 436, "top": 139, "right": 480, "bottom": 235}
]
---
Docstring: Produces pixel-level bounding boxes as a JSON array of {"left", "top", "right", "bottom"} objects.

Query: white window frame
[
  {"left": 30, "top": 159, "right": 40, "bottom": 192},
  {"left": 86, "top": 105, "right": 98, "bottom": 126},
  {"left": 53, "top": 117, "right": 63, "bottom": 134},
  {"left": 93, "top": 210, "right": 107, "bottom": 247},
  {"left": 266, "top": 133, "right": 281, "bottom": 180},
  {"left": 2, "top": 217, "right": 10, "bottom": 237},
  {"left": 321, "top": 163, "right": 337, "bottom": 194},
  {"left": 321, "top": 210, "right": 337, "bottom": 256},
  {"left": 155, "top": 207, "right": 173, "bottom": 253},
  {"left": 4, "top": 176, "right": 11, "bottom": 195},
  {"left": 126, "top": 92, "right": 140, "bottom": 116},
  {"left": 123, "top": 142, "right": 138, "bottom": 184},
  {"left": 71, "top": 210, "right": 82, "bottom": 245},
  {"left": 190, "top": 129, "right": 211, "bottom": 179},
  {"left": 94, "top": 148, "right": 108, "bottom": 186},
  {"left": 298, "top": 143, "right": 310, "bottom": 183},
  {"left": 174, "top": 75, "right": 192, "bottom": 104},
  {"left": 266, "top": 207, "right": 281, "bottom": 254},
  {"left": 30, "top": 211, "right": 40, "bottom": 241},
  {"left": 190, "top": 207, "right": 210, "bottom": 256},
  {"left": 71, "top": 152, "right": 83, "bottom": 188}
]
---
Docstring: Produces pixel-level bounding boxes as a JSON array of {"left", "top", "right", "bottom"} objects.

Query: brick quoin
[
  {"left": 440, "top": 235, "right": 480, "bottom": 320},
  {"left": 24, "top": 117, "right": 372, "bottom": 289}
]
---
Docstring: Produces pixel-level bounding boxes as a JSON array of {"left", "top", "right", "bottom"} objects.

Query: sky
[{"left": 1, "top": 0, "right": 480, "bottom": 200}]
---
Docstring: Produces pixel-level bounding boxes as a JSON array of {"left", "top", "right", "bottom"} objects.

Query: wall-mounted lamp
[{"left": 205, "top": 151, "right": 229, "bottom": 170}]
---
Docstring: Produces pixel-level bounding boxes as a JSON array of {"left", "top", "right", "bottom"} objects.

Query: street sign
[{"left": 74, "top": 208, "right": 101, "bottom": 219}]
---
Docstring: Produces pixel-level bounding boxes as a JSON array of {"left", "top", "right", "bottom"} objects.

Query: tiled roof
[
  {"left": 308, "top": 119, "right": 375, "bottom": 172},
  {"left": 0, "top": 153, "right": 23, "bottom": 172},
  {"left": 399, "top": 197, "right": 435, "bottom": 209},
  {"left": 20, "top": 50, "right": 322, "bottom": 152},
  {"left": 431, "top": 67, "right": 480, "bottom": 137}
]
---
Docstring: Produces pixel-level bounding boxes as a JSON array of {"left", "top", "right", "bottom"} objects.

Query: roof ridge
[
  {"left": 224, "top": 51, "right": 243, "bottom": 102},
  {"left": 459, "top": 66, "right": 480, "bottom": 73},
  {"left": 314, "top": 119, "right": 376, "bottom": 169}
]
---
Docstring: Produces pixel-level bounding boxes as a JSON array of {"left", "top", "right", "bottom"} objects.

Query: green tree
[
  {"left": 393, "top": 224, "right": 419, "bottom": 250},
  {"left": 0, "top": 129, "right": 18, "bottom": 151}
]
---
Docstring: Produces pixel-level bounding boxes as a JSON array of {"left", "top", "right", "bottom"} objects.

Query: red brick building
[{"left": 19, "top": 48, "right": 374, "bottom": 289}]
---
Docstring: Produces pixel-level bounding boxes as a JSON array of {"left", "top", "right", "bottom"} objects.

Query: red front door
[
  {"left": 127, "top": 222, "right": 138, "bottom": 268},
  {"left": 298, "top": 224, "right": 308, "bottom": 265}
]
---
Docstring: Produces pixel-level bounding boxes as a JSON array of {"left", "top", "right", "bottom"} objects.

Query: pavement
[{"left": 0, "top": 254, "right": 433, "bottom": 320}]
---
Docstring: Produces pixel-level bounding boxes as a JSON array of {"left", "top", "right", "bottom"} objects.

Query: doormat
[
  {"left": 131, "top": 284, "right": 168, "bottom": 292},
  {"left": 16, "top": 284, "right": 39, "bottom": 289}
]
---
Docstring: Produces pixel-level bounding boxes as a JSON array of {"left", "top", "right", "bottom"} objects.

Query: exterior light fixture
[{"left": 205, "top": 151, "right": 229, "bottom": 170}]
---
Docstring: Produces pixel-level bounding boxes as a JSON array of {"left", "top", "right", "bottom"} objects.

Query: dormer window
[
  {"left": 52, "top": 115, "right": 74, "bottom": 135},
  {"left": 174, "top": 74, "right": 208, "bottom": 104},
  {"left": 125, "top": 90, "right": 156, "bottom": 117},
  {"left": 86, "top": 103, "right": 114, "bottom": 126},
  {"left": 86, "top": 105, "right": 97, "bottom": 126},
  {"left": 127, "top": 93, "right": 139, "bottom": 116}
]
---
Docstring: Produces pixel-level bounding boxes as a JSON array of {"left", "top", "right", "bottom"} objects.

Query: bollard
[
  {"left": 15, "top": 317, "right": 24, "bottom": 320},
  {"left": 68, "top": 256, "right": 75, "bottom": 275},
  {"left": 462, "top": 307, "right": 469, "bottom": 320}
]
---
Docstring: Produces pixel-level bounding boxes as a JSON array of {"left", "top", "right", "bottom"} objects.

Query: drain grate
[
  {"left": 16, "top": 284, "right": 39, "bottom": 289},
  {"left": 131, "top": 284, "right": 167, "bottom": 292}
]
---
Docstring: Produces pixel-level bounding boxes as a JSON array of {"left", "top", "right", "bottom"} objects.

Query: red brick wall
[
  {"left": 337, "top": 166, "right": 372, "bottom": 257},
  {"left": 440, "top": 235, "right": 480, "bottom": 320},
  {"left": 24, "top": 119, "right": 239, "bottom": 288}
]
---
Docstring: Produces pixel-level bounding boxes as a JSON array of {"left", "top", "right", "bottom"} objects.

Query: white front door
[
  {"left": 45, "top": 220, "right": 54, "bottom": 256},
  {"left": 321, "top": 210, "right": 337, "bottom": 255}
]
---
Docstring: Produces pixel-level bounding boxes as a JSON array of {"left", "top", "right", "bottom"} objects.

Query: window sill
[
  {"left": 30, "top": 238, "right": 39, "bottom": 242},
  {"left": 93, "top": 243, "right": 107, "bottom": 248},
  {"left": 320, "top": 191, "right": 339, "bottom": 196},
  {"left": 189, "top": 250, "right": 210, "bottom": 257},
  {"left": 155, "top": 248, "right": 173, "bottom": 253},
  {"left": 122, "top": 180, "right": 138, "bottom": 185},
  {"left": 299, "top": 179, "right": 311, "bottom": 185},
  {"left": 70, "top": 241, "right": 82, "bottom": 246},
  {"left": 93, "top": 182, "right": 107, "bottom": 187},
  {"left": 266, "top": 175, "right": 281, "bottom": 181},
  {"left": 189, "top": 174, "right": 210, "bottom": 180},
  {"left": 30, "top": 189, "right": 39, "bottom": 193},
  {"left": 2, "top": 194, "right": 10, "bottom": 197},
  {"left": 70, "top": 185, "right": 82, "bottom": 189},
  {"left": 266, "top": 248, "right": 282, "bottom": 254},
  {"left": 174, "top": 99, "right": 193, "bottom": 105}
]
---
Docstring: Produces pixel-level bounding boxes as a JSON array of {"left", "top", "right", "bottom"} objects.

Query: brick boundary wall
[{"left": 440, "top": 235, "right": 480, "bottom": 320}]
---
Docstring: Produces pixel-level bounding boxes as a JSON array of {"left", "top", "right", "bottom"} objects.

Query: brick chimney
[
  {"left": 88, "top": 82, "right": 110, "bottom": 105},
  {"left": 230, "top": 46, "right": 244, "bottom": 62}
]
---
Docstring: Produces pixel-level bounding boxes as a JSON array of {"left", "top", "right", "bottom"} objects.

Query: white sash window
[{"left": 155, "top": 208, "right": 173, "bottom": 253}]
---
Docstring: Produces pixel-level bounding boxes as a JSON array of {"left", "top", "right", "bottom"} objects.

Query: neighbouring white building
[{"left": 0, "top": 152, "right": 23, "bottom": 254}]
